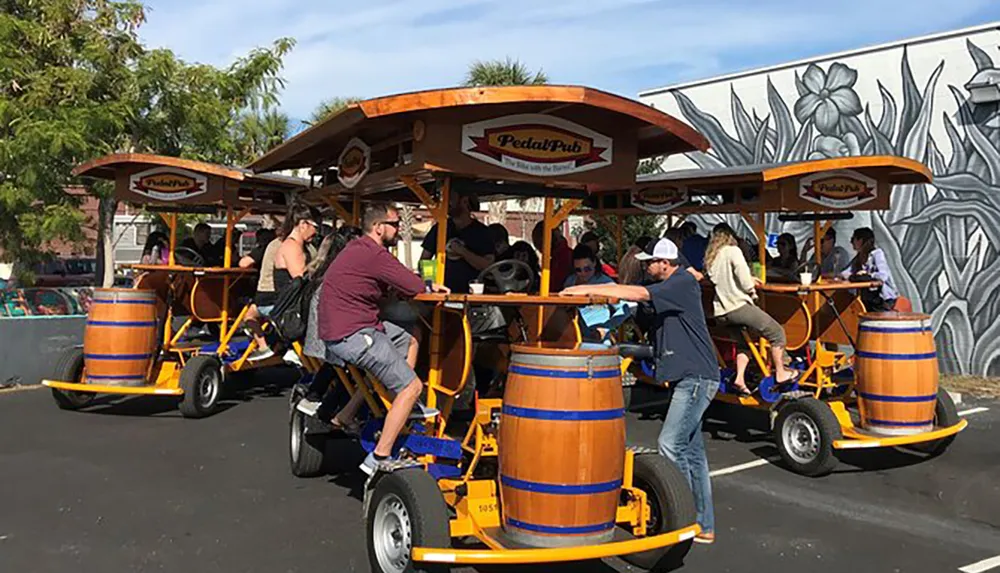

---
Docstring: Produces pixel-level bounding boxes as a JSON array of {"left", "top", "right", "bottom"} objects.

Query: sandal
[
  {"left": 732, "top": 384, "right": 752, "bottom": 397},
  {"left": 776, "top": 370, "right": 802, "bottom": 385}
]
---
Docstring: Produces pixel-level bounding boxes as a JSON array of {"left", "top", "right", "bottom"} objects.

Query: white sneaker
[
  {"left": 247, "top": 348, "right": 275, "bottom": 362},
  {"left": 283, "top": 349, "right": 302, "bottom": 366},
  {"left": 296, "top": 399, "right": 321, "bottom": 417},
  {"left": 360, "top": 452, "right": 395, "bottom": 476}
]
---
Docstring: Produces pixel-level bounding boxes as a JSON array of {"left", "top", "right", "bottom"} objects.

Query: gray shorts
[
  {"left": 715, "top": 303, "right": 787, "bottom": 348},
  {"left": 324, "top": 322, "right": 417, "bottom": 394}
]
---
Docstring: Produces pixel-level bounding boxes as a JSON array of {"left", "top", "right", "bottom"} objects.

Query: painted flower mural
[
  {"left": 794, "top": 63, "right": 864, "bottom": 135},
  {"left": 669, "top": 40, "right": 1000, "bottom": 376}
]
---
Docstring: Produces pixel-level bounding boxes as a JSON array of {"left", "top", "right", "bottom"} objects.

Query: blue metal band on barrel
[
  {"left": 858, "top": 326, "right": 932, "bottom": 334},
  {"left": 855, "top": 351, "right": 936, "bottom": 360},
  {"left": 501, "top": 475, "right": 622, "bottom": 494},
  {"left": 505, "top": 517, "right": 615, "bottom": 535},
  {"left": 865, "top": 418, "right": 935, "bottom": 427},
  {"left": 857, "top": 392, "right": 937, "bottom": 403},
  {"left": 84, "top": 353, "right": 154, "bottom": 360},
  {"left": 501, "top": 405, "right": 625, "bottom": 421},
  {"left": 86, "top": 321, "right": 158, "bottom": 327},
  {"left": 86, "top": 374, "right": 146, "bottom": 380},
  {"left": 91, "top": 299, "right": 156, "bottom": 305},
  {"left": 509, "top": 365, "right": 619, "bottom": 379}
]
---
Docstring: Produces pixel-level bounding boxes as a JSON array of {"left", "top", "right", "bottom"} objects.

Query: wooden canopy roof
[
  {"left": 73, "top": 153, "right": 310, "bottom": 212},
  {"left": 248, "top": 85, "right": 710, "bottom": 199},
  {"left": 582, "top": 156, "right": 932, "bottom": 215}
]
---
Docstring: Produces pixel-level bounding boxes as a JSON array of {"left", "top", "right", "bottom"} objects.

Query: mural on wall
[{"left": 666, "top": 40, "right": 1000, "bottom": 376}]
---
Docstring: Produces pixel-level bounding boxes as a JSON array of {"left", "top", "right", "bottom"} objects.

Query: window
[{"left": 134, "top": 223, "right": 150, "bottom": 248}]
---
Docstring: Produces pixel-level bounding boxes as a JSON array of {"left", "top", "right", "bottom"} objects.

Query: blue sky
[{"left": 138, "top": 0, "right": 1000, "bottom": 125}]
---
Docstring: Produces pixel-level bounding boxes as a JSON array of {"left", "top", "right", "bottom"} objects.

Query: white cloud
[{"left": 138, "top": 0, "right": 998, "bottom": 120}]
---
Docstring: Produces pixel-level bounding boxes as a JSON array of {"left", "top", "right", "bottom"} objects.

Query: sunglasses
[
  {"left": 304, "top": 220, "right": 319, "bottom": 228},
  {"left": 380, "top": 220, "right": 401, "bottom": 228},
  {"left": 574, "top": 265, "right": 594, "bottom": 274}
]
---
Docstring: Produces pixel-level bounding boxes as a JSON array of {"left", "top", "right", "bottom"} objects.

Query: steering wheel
[
  {"left": 476, "top": 259, "right": 535, "bottom": 294},
  {"left": 174, "top": 247, "right": 206, "bottom": 267}
]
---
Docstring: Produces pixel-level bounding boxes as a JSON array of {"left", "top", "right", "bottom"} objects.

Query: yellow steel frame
[{"left": 47, "top": 206, "right": 292, "bottom": 399}]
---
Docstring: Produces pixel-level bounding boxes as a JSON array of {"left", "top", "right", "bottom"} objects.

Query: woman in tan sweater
[{"left": 704, "top": 223, "right": 799, "bottom": 395}]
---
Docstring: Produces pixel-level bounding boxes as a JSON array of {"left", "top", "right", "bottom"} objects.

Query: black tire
[
  {"left": 619, "top": 454, "right": 697, "bottom": 572},
  {"left": 50, "top": 347, "right": 95, "bottom": 410},
  {"left": 289, "top": 395, "right": 326, "bottom": 478},
  {"left": 774, "top": 398, "right": 842, "bottom": 477},
  {"left": 366, "top": 469, "right": 450, "bottom": 573},
  {"left": 910, "top": 388, "right": 960, "bottom": 456},
  {"left": 178, "top": 355, "right": 223, "bottom": 419}
]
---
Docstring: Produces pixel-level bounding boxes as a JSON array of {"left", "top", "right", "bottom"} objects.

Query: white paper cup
[
  {"left": 800, "top": 272, "right": 813, "bottom": 286},
  {"left": 469, "top": 282, "right": 484, "bottom": 295}
]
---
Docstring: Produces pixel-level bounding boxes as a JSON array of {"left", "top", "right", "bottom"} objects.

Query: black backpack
[{"left": 269, "top": 276, "right": 313, "bottom": 342}]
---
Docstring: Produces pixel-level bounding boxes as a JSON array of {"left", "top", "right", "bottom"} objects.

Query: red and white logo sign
[
  {"left": 461, "top": 114, "right": 613, "bottom": 176},
  {"left": 129, "top": 167, "right": 207, "bottom": 201},
  {"left": 799, "top": 170, "right": 877, "bottom": 209},
  {"left": 632, "top": 185, "right": 688, "bottom": 213},
  {"left": 338, "top": 137, "right": 371, "bottom": 189}
]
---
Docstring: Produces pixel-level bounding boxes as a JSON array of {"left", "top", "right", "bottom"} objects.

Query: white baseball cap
[{"left": 635, "top": 238, "right": 679, "bottom": 261}]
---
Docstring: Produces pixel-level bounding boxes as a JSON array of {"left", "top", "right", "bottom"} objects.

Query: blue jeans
[{"left": 657, "top": 375, "right": 718, "bottom": 534}]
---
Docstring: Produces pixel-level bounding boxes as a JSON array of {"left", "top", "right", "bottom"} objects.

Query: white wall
[{"left": 640, "top": 25, "right": 1000, "bottom": 376}]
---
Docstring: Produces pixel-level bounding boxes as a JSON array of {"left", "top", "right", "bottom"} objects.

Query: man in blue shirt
[{"left": 560, "top": 238, "right": 719, "bottom": 544}]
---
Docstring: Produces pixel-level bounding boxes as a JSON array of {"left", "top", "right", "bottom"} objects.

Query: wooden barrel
[
  {"left": 499, "top": 343, "right": 625, "bottom": 548},
  {"left": 855, "top": 312, "right": 938, "bottom": 435},
  {"left": 84, "top": 289, "right": 159, "bottom": 387}
]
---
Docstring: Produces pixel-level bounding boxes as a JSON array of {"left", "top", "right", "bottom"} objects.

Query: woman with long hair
[
  {"left": 842, "top": 227, "right": 899, "bottom": 311},
  {"left": 704, "top": 223, "right": 799, "bottom": 395},
  {"left": 274, "top": 205, "right": 319, "bottom": 293},
  {"left": 767, "top": 232, "right": 800, "bottom": 282},
  {"left": 140, "top": 231, "right": 169, "bottom": 265},
  {"left": 299, "top": 225, "right": 364, "bottom": 430},
  {"left": 618, "top": 245, "right": 646, "bottom": 286}
]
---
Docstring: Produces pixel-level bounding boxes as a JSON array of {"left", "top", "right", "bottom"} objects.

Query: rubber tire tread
[
  {"left": 178, "top": 355, "right": 221, "bottom": 419},
  {"left": 911, "top": 388, "right": 960, "bottom": 456},
  {"left": 366, "top": 469, "right": 450, "bottom": 573},
  {"left": 289, "top": 400, "right": 326, "bottom": 477},
  {"left": 774, "top": 397, "right": 841, "bottom": 477},
  {"left": 50, "top": 347, "right": 94, "bottom": 410},
  {"left": 619, "top": 454, "right": 697, "bottom": 572}
]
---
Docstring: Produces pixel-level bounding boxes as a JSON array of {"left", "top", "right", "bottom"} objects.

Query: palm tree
[
  {"left": 463, "top": 57, "right": 548, "bottom": 87},
  {"left": 235, "top": 108, "right": 290, "bottom": 162},
  {"left": 308, "top": 97, "right": 362, "bottom": 126}
]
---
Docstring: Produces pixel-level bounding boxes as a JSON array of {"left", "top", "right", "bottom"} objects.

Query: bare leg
[
  {"left": 332, "top": 389, "right": 367, "bottom": 424},
  {"left": 771, "top": 345, "right": 793, "bottom": 382},
  {"left": 406, "top": 336, "right": 418, "bottom": 369},
  {"left": 374, "top": 379, "right": 422, "bottom": 457},
  {"left": 733, "top": 353, "right": 751, "bottom": 392},
  {"left": 245, "top": 305, "right": 270, "bottom": 351}
]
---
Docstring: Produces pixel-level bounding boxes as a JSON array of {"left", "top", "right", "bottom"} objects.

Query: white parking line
[
  {"left": 958, "top": 407, "right": 990, "bottom": 417},
  {"left": 959, "top": 554, "right": 1000, "bottom": 573},
  {"left": 709, "top": 458, "right": 774, "bottom": 477}
]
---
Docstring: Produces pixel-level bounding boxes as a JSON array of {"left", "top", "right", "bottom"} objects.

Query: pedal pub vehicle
[
  {"left": 579, "top": 156, "right": 968, "bottom": 476},
  {"left": 43, "top": 154, "right": 308, "bottom": 418},
  {"left": 249, "top": 85, "right": 712, "bottom": 572}
]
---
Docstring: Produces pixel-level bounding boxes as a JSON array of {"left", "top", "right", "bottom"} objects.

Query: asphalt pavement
[{"left": 0, "top": 371, "right": 996, "bottom": 573}]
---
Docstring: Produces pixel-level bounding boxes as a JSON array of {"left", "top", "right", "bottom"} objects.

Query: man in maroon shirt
[{"left": 311, "top": 202, "right": 448, "bottom": 475}]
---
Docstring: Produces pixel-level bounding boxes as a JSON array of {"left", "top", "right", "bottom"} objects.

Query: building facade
[{"left": 640, "top": 23, "right": 1000, "bottom": 376}]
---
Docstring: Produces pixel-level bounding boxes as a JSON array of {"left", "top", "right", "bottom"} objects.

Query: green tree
[
  {"left": 235, "top": 107, "right": 291, "bottom": 163},
  {"left": 1, "top": 0, "right": 294, "bottom": 285},
  {"left": 463, "top": 57, "right": 548, "bottom": 86},
  {"left": 308, "top": 96, "right": 361, "bottom": 125}
]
